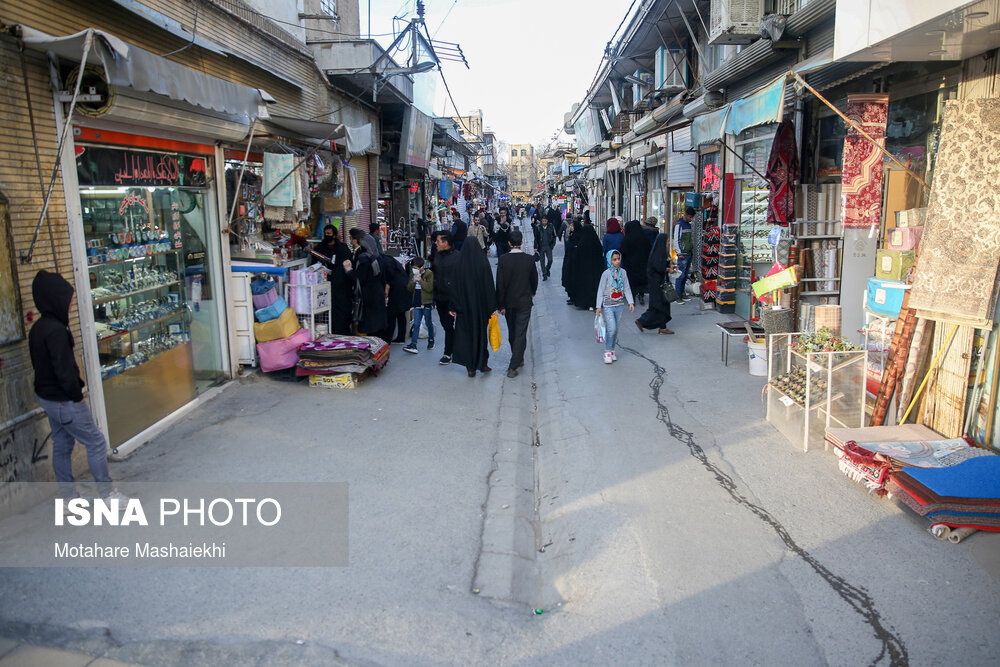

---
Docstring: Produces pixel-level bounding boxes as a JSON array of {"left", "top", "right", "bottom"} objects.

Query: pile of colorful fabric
[
  {"left": 888, "top": 457, "right": 1000, "bottom": 532},
  {"left": 826, "top": 424, "right": 995, "bottom": 496},
  {"left": 295, "top": 334, "right": 389, "bottom": 378}
]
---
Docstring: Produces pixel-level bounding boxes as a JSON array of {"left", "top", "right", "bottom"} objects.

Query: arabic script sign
[{"left": 77, "top": 146, "right": 208, "bottom": 188}]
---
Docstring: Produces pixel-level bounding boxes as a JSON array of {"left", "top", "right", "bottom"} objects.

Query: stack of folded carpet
[
  {"left": 295, "top": 334, "right": 389, "bottom": 378},
  {"left": 888, "top": 457, "right": 1000, "bottom": 532},
  {"left": 826, "top": 424, "right": 996, "bottom": 496}
]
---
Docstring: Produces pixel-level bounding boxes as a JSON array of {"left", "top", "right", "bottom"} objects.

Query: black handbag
[{"left": 662, "top": 280, "right": 682, "bottom": 303}]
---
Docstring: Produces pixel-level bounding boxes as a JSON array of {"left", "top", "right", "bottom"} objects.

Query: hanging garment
[{"left": 264, "top": 153, "right": 296, "bottom": 206}]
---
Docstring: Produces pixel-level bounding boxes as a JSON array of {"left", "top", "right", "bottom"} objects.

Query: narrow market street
[{"left": 0, "top": 249, "right": 997, "bottom": 666}]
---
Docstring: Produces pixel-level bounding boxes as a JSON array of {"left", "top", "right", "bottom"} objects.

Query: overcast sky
[{"left": 365, "top": 0, "right": 633, "bottom": 149}]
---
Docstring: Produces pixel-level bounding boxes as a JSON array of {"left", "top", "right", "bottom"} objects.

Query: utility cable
[{"left": 162, "top": 0, "right": 200, "bottom": 57}]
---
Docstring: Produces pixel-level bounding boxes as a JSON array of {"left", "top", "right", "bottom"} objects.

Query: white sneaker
[
  {"left": 102, "top": 488, "right": 130, "bottom": 503},
  {"left": 611, "top": 351, "right": 617, "bottom": 361},
  {"left": 603, "top": 352, "right": 613, "bottom": 364}
]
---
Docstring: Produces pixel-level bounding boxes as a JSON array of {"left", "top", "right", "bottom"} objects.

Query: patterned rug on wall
[
  {"left": 840, "top": 93, "right": 889, "bottom": 230},
  {"left": 909, "top": 98, "right": 1000, "bottom": 327}
]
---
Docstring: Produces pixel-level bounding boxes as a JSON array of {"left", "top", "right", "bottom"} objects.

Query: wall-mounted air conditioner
[
  {"left": 654, "top": 47, "right": 688, "bottom": 92},
  {"left": 630, "top": 71, "right": 654, "bottom": 107},
  {"left": 709, "top": 0, "right": 764, "bottom": 46}
]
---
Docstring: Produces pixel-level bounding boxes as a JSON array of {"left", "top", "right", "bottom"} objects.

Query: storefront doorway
[{"left": 76, "top": 142, "right": 227, "bottom": 446}]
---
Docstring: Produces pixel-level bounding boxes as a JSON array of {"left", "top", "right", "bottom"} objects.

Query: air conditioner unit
[
  {"left": 654, "top": 47, "right": 689, "bottom": 92},
  {"left": 631, "top": 70, "right": 653, "bottom": 107},
  {"left": 709, "top": 0, "right": 764, "bottom": 46}
]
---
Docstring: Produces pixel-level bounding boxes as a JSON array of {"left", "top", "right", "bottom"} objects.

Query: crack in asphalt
[{"left": 618, "top": 343, "right": 908, "bottom": 667}]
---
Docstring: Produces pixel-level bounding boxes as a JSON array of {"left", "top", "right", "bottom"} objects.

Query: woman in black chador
[
  {"left": 450, "top": 237, "right": 498, "bottom": 377},
  {"left": 566, "top": 222, "right": 605, "bottom": 309},
  {"left": 635, "top": 232, "right": 674, "bottom": 334},
  {"left": 561, "top": 217, "right": 582, "bottom": 300},
  {"left": 619, "top": 220, "right": 651, "bottom": 305},
  {"left": 344, "top": 228, "right": 387, "bottom": 337},
  {"left": 314, "top": 224, "right": 354, "bottom": 335}
]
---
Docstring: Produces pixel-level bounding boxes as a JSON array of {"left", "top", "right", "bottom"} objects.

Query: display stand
[
  {"left": 284, "top": 283, "right": 331, "bottom": 339},
  {"left": 230, "top": 272, "right": 257, "bottom": 367},
  {"left": 862, "top": 308, "right": 897, "bottom": 422},
  {"left": 766, "top": 332, "right": 867, "bottom": 451},
  {"left": 736, "top": 182, "right": 770, "bottom": 320}
]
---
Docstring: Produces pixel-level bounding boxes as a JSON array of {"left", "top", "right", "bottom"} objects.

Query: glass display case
[
  {"left": 735, "top": 181, "right": 770, "bottom": 318},
  {"left": 766, "top": 332, "right": 868, "bottom": 451}
]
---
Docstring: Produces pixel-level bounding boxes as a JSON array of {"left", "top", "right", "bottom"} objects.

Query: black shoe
[
  {"left": 467, "top": 369, "right": 476, "bottom": 377},
  {"left": 506, "top": 368, "right": 518, "bottom": 378},
  {"left": 427, "top": 340, "right": 435, "bottom": 350},
  {"left": 402, "top": 344, "right": 418, "bottom": 354},
  {"left": 543, "top": 275, "right": 548, "bottom": 281},
  {"left": 439, "top": 354, "right": 452, "bottom": 365}
]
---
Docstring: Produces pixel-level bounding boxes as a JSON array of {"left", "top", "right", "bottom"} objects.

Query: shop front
[{"left": 72, "top": 133, "right": 229, "bottom": 448}]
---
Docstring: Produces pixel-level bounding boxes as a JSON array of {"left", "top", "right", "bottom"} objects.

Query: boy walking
[{"left": 403, "top": 257, "right": 435, "bottom": 353}]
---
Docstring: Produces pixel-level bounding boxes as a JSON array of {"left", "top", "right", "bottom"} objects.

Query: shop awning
[
  {"left": 20, "top": 27, "right": 268, "bottom": 119},
  {"left": 263, "top": 115, "right": 374, "bottom": 154}
]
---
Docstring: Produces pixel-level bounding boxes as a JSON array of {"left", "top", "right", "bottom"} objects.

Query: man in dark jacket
[
  {"left": 431, "top": 231, "right": 462, "bottom": 365},
  {"left": 28, "top": 270, "right": 119, "bottom": 500},
  {"left": 495, "top": 230, "right": 538, "bottom": 378},
  {"left": 536, "top": 216, "right": 558, "bottom": 281}
]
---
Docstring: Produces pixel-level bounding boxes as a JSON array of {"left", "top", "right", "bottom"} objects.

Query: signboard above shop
[{"left": 76, "top": 145, "right": 209, "bottom": 188}]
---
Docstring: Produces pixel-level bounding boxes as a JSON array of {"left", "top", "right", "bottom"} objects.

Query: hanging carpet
[
  {"left": 909, "top": 98, "right": 1000, "bottom": 328},
  {"left": 840, "top": 94, "right": 888, "bottom": 230}
]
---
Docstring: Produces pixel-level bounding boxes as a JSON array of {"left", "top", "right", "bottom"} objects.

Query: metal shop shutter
[{"left": 666, "top": 126, "right": 696, "bottom": 187}]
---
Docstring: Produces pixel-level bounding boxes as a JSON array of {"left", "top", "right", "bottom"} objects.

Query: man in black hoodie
[
  {"left": 431, "top": 231, "right": 461, "bottom": 365},
  {"left": 29, "top": 270, "right": 118, "bottom": 500}
]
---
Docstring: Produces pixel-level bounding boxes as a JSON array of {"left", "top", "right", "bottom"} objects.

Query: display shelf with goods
[
  {"left": 82, "top": 190, "right": 192, "bottom": 378},
  {"left": 862, "top": 308, "right": 897, "bottom": 414},
  {"left": 766, "top": 331, "right": 867, "bottom": 452},
  {"left": 735, "top": 182, "right": 771, "bottom": 319},
  {"left": 717, "top": 229, "right": 737, "bottom": 313},
  {"left": 284, "top": 283, "right": 331, "bottom": 339}
]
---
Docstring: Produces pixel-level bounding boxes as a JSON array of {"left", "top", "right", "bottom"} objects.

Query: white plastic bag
[{"left": 594, "top": 313, "right": 606, "bottom": 343}]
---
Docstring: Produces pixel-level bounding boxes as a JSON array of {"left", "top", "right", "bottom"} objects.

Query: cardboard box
[
  {"left": 309, "top": 373, "right": 357, "bottom": 390},
  {"left": 895, "top": 208, "right": 927, "bottom": 228},
  {"left": 867, "top": 277, "right": 908, "bottom": 318},
  {"left": 887, "top": 226, "right": 923, "bottom": 251},
  {"left": 875, "top": 249, "right": 915, "bottom": 281}
]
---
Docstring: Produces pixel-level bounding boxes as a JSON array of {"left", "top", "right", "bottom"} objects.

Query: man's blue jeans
[
  {"left": 409, "top": 306, "right": 435, "bottom": 346},
  {"left": 675, "top": 253, "right": 693, "bottom": 298},
  {"left": 36, "top": 396, "right": 112, "bottom": 498}
]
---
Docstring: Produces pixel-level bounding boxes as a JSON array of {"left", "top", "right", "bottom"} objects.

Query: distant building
[{"left": 510, "top": 144, "right": 537, "bottom": 200}]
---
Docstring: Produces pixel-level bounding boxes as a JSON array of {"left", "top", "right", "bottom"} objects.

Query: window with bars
[{"left": 320, "top": 0, "right": 337, "bottom": 16}]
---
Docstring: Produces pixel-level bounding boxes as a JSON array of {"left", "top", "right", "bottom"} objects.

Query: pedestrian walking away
[
  {"left": 403, "top": 257, "right": 435, "bottom": 354},
  {"left": 29, "top": 270, "right": 123, "bottom": 502},
  {"left": 450, "top": 237, "right": 497, "bottom": 377},
  {"left": 566, "top": 220, "right": 605, "bottom": 310},
  {"left": 495, "top": 230, "right": 538, "bottom": 378},
  {"left": 561, "top": 217, "right": 582, "bottom": 298},
  {"left": 635, "top": 232, "right": 675, "bottom": 334},
  {"left": 641, "top": 215, "right": 659, "bottom": 246},
  {"left": 595, "top": 250, "right": 635, "bottom": 364},
  {"left": 431, "top": 231, "right": 461, "bottom": 364},
  {"left": 602, "top": 217, "right": 624, "bottom": 255},
  {"left": 380, "top": 248, "right": 411, "bottom": 344},
  {"left": 673, "top": 206, "right": 696, "bottom": 299},
  {"left": 451, "top": 211, "right": 468, "bottom": 251},
  {"left": 620, "top": 220, "right": 651, "bottom": 306}
]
